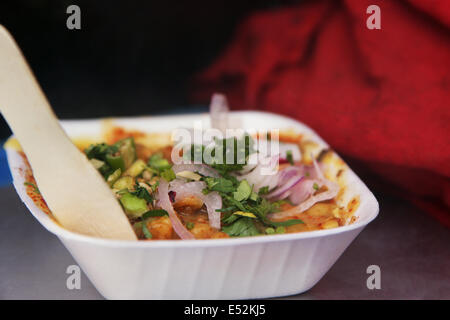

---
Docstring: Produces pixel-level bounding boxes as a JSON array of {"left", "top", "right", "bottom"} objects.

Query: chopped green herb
[
  {"left": 222, "top": 217, "right": 260, "bottom": 237},
  {"left": 130, "top": 183, "right": 153, "bottom": 203},
  {"left": 249, "top": 191, "right": 259, "bottom": 201},
  {"left": 142, "top": 209, "right": 168, "bottom": 219},
  {"left": 313, "top": 183, "right": 319, "bottom": 191},
  {"left": 269, "top": 219, "right": 304, "bottom": 227},
  {"left": 148, "top": 153, "right": 171, "bottom": 172},
  {"left": 204, "top": 177, "right": 235, "bottom": 193},
  {"left": 286, "top": 150, "right": 294, "bottom": 165},
  {"left": 258, "top": 186, "right": 270, "bottom": 195},
  {"left": 142, "top": 223, "right": 152, "bottom": 239},
  {"left": 160, "top": 168, "right": 176, "bottom": 182},
  {"left": 233, "top": 180, "right": 252, "bottom": 202},
  {"left": 187, "top": 134, "right": 255, "bottom": 176},
  {"left": 275, "top": 226, "right": 286, "bottom": 234},
  {"left": 186, "top": 222, "right": 195, "bottom": 230},
  {"left": 84, "top": 138, "right": 137, "bottom": 178},
  {"left": 85, "top": 143, "right": 118, "bottom": 161}
]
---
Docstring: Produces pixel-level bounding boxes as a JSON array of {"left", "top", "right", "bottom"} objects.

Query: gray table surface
[{"left": 0, "top": 185, "right": 449, "bottom": 300}]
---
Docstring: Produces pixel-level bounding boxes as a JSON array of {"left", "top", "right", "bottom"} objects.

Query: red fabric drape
[{"left": 191, "top": 0, "right": 450, "bottom": 227}]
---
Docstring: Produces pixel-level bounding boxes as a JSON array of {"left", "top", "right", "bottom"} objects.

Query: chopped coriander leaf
[
  {"left": 142, "top": 223, "right": 152, "bottom": 239},
  {"left": 249, "top": 191, "right": 259, "bottom": 201},
  {"left": 233, "top": 180, "right": 252, "bottom": 202},
  {"left": 275, "top": 226, "right": 286, "bottom": 234},
  {"left": 204, "top": 177, "right": 235, "bottom": 193},
  {"left": 148, "top": 153, "right": 171, "bottom": 172},
  {"left": 186, "top": 222, "right": 195, "bottom": 230},
  {"left": 222, "top": 212, "right": 240, "bottom": 225},
  {"left": 160, "top": 168, "right": 176, "bottom": 182},
  {"left": 216, "top": 206, "right": 236, "bottom": 213},
  {"left": 130, "top": 183, "right": 153, "bottom": 203},
  {"left": 286, "top": 150, "right": 294, "bottom": 165},
  {"left": 85, "top": 143, "right": 118, "bottom": 161},
  {"left": 222, "top": 217, "right": 260, "bottom": 237},
  {"left": 85, "top": 138, "right": 137, "bottom": 178},
  {"left": 142, "top": 209, "right": 168, "bottom": 219},
  {"left": 258, "top": 186, "right": 270, "bottom": 195},
  {"left": 268, "top": 219, "right": 304, "bottom": 227},
  {"left": 187, "top": 134, "right": 255, "bottom": 175},
  {"left": 313, "top": 183, "right": 319, "bottom": 191},
  {"left": 222, "top": 194, "right": 247, "bottom": 212}
]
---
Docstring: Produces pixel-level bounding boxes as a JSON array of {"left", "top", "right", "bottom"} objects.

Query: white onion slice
[
  {"left": 277, "top": 166, "right": 303, "bottom": 185},
  {"left": 288, "top": 179, "right": 318, "bottom": 204},
  {"left": 210, "top": 93, "right": 229, "bottom": 133},
  {"left": 169, "top": 181, "right": 222, "bottom": 229},
  {"left": 268, "top": 158, "right": 339, "bottom": 219},
  {"left": 269, "top": 180, "right": 339, "bottom": 219},
  {"left": 157, "top": 179, "right": 195, "bottom": 240},
  {"left": 236, "top": 154, "right": 279, "bottom": 192},
  {"left": 239, "top": 153, "right": 258, "bottom": 174},
  {"left": 266, "top": 175, "right": 304, "bottom": 199},
  {"left": 172, "top": 163, "right": 220, "bottom": 178}
]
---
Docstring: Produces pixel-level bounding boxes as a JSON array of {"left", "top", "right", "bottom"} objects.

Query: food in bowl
[
  {"left": 11, "top": 94, "right": 359, "bottom": 241},
  {"left": 5, "top": 103, "right": 378, "bottom": 299}
]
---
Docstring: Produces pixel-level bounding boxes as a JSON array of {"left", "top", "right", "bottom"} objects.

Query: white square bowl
[{"left": 5, "top": 111, "right": 379, "bottom": 299}]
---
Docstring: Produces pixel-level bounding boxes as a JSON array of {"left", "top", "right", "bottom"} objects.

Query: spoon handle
[{"left": 0, "top": 26, "right": 136, "bottom": 240}]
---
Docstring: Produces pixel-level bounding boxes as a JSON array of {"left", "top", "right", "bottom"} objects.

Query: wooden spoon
[{"left": 0, "top": 26, "right": 137, "bottom": 240}]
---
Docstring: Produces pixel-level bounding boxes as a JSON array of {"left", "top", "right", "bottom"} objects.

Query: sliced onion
[
  {"left": 157, "top": 179, "right": 195, "bottom": 240},
  {"left": 261, "top": 165, "right": 303, "bottom": 200},
  {"left": 277, "top": 166, "right": 303, "bottom": 185},
  {"left": 268, "top": 159, "right": 339, "bottom": 219},
  {"left": 210, "top": 93, "right": 229, "bottom": 133},
  {"left": 269, "top": 180, "right": 339, "bottom": 219},
  {"left": 278, "top": 143, "right": 302, "bottom": 163},
  {"left": 169, "top": 180, "right": 222, "bottom": 229},
  {"left": 266, "top": 175, "right": 304, "bottom": 199},
  {"left": 236, "top": 154, "right": 279, "bottom": 192},
  {"left": 239, "top": 153, "right": 258, "bottom": 174},
  {"left": 312, "top": 157, "right": 325, "bottom": 180},
  {"left": 169, "top": 180, "right": 205, "bottom": 194},
  {"left": 288, "top": 179, "right": 318, "bottom": 204},
  {"left": 172, "top": 163, "right": 220, "bottom": 178}
]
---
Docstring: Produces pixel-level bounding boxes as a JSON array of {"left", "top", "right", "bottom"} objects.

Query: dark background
[{"left": 0, "top": 0, "right": 293, "bottom": 138}]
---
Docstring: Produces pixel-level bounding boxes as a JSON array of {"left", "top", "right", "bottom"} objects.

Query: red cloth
[{"left": 191, "top": 0, "right": 450, "bottom": 227}]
